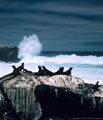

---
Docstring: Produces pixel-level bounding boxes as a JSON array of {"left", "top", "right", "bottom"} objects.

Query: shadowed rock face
[
  {"left": 0, "top": 44, "right": 19, "bottom": 62},
  {"left": 0, "top": 71, "right": 84, "bottom": 120},
  {"left": 0, "top": 73, "right": 42, "bottom": 120},
  {"left": 0, "top": 70, "right": 103, "bottom": 120},
  {"left": 35, "top": 84, "right": 103, "bottom": 119}
]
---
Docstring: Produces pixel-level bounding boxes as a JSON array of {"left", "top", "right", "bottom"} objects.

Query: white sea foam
[
  {"left": 18, "top": 34, "right": 42, "bottom": 59},
  {"left": 20, "top": 54, "right": 103, "bottom": 65},
  {"left": 0, "top": 34, "right": 103, "bottom": 84},
  {"left": 17, "top": 34, "right": 103, "bottom": 66},
  {"left": 0, "top": 60, "right": 103, "bottom": 84}
]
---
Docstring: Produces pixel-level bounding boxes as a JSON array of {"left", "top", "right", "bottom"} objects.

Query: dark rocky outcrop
[
  {"left": 0, "top": 72, "right": 42, "bottom": 120},
  {"left": 0, "top": 68, "right": 103, "bottom": 120},
  {"left": 35, "top": 84, "right": 103, "bottom": 119},
  {"left": 0, "top": 70, "right": 84, "bottom": 120},
  {"left": 0, "top": 84, "right": 21, "bottom": 120},
  {"left": 0, "top": 44, "right": 19, "bottom": 62}
]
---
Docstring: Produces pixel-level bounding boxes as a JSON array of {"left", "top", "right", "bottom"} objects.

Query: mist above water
[
  {"left": 0, "top": 34, "right": 103, "bottom": 84},
  {"left": 18, "top": 34, "right": 42, "bottom": 59}
]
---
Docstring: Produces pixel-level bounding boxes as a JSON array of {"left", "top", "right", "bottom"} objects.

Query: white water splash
[
  {"left": 0, "top": 34, "right": 103, "bottom": 84},
  {"left": 18, "top": 34, "right": 42, "bottom": 59}
]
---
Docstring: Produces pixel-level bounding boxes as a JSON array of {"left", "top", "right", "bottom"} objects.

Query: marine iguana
[
  {"left": 42, "top": 66, "right": 65, "bottom": 76},
  {"left": 12, "top": 63, "right": 24, "bottom": 76},
  {"left": 42, "top": 66, "right": 54, "bottom": 76},
  {"left": 34, "top": 66, "right": 73, "bottom": 76},
  {"left": 93, "top": 81, "right": 100, "bottom": 93},
  {"left": 54, "top": 67, "right": 64, "bottom": 75},
  {"left": 63, "top": 67, "right": 73, "bottom": 76},
  {"left": 34, "top": 66, "right": 45, "bottom": 76},
  {"left": 0, "top": 63, "right": 25, "bottom": 83}
]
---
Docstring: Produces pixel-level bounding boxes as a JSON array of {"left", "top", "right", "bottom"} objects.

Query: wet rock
[
  {"left": 0, "top": 71, "right": 84, "bottom": 120},
  {"left": 35, "top": 84, "right": 103, "bottom": 119},
  {"left": 0, "top": 44, "right": 18, "bottom": 62},
  {"left": 0, "top": 73, "right": 42, "bottom": 120},
  {"left": 0, "top": 70, "right": 103, "bottom": 120}
]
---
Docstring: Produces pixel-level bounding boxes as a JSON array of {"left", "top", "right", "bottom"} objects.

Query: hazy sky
[{"left": 0, "top": 0, "right": 103, "bottom": 51}]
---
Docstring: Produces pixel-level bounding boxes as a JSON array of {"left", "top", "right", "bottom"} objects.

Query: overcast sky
[{"left": 0, "top": 0, "right": 103, "bottom": 51}]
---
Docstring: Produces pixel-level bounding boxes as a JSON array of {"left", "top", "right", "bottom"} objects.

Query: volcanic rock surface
[{"left": 0, "top": 70, "right": 103, "bottom": 120}]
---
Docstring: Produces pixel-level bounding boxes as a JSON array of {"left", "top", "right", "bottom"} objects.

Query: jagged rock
[
  {"left": 0, "top": 71, "right": 103, "bottom": 120},
  {"left": 0, "top": 71, "right": 84, "bottom": 120},
  {"left": 0, "top": 73, "right": 42, "bottom": 120},
  {"left": 35, "top": 84, "right": 103, "bottom": 119},
  {"left": 0, "top": 44, "right": 18, "bottom": 62}
]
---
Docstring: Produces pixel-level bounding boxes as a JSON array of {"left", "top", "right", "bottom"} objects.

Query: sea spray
[
  {"left": 17, "top": 34, "right": 103, "bottom": 65},
  {"left": 18, "top": 34, "right": 42, "bottom": 59},
  {"left": 0, "top": 34, "right": 103, "bottom": 84},
  {"left": 19, "top": 54, "right": 103, "bottom": 65}
]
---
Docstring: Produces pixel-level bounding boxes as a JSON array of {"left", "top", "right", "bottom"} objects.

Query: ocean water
[
  {"left": 0, "top": 34, "right": 103, "bottom": 84},
  {"left": 0, "top": 0, "right": 103, "bottom": 52}
]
